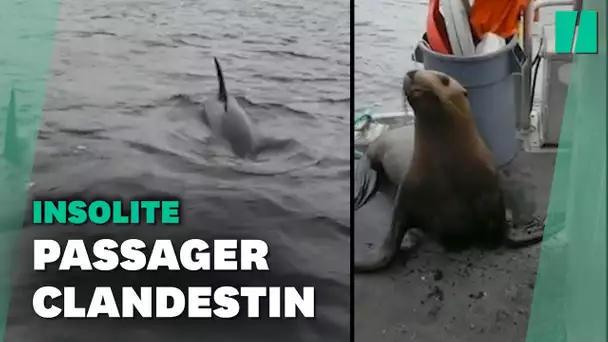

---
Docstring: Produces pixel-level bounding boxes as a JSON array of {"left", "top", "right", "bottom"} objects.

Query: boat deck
[{"left": 354, "top": 144, "right": 559, "bottom": 341}]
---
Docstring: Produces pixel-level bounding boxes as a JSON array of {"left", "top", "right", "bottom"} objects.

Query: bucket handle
[
  {"left": 510, "top": 43, "right": 528, "bottom": 75},
  {"left": 411, "top": 42, "right": 427, "bottom": 63}
]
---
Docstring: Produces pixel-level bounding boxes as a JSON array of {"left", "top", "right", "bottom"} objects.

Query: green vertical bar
[
  {"left": 526, "top": 1, "right": 606, "bottom": 342},
  {"left": 0, "top": 0, "right": 61, "bottom": 339},
  {"left": 575, "top": 11, "right": 599, "bottom": 54},
  {"left": 555, "top": 11, "right": 578, "bottom": 54}
]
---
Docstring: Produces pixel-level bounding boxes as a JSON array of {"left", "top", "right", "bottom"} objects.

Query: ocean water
[
  {"left": 355, "top": 0, "right": 426, "bottom": 114},
  {"left": 4, "top": 0, "right": 351, "bottom": 341}
]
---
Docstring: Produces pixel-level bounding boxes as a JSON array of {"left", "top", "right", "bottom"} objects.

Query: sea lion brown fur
[{"left": 354, "top": 69, "right": 545, "bottom": 273}]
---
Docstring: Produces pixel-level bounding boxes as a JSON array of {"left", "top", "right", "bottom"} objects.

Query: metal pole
[{"left": 520, "top": 0, "right": 574, "bottom": 131}]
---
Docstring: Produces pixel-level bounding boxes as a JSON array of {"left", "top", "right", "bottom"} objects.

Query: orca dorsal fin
[{"left": 213, "top": 57, "right": 228, "bottom": 112}]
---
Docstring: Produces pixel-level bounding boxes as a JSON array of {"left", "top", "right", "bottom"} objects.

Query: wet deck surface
[{"left": 354, "top": 148, "right": 559, "bottom": 342}]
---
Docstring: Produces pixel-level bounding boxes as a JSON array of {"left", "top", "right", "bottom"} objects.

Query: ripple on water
[{"left": 7, "top": 0, "right": 350, "bottom": 341}]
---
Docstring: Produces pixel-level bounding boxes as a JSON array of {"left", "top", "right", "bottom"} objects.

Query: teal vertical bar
[
  {"left": 526, "top": 1, "right": 606, "bottom": 341},
  {"left": 575, "top": 11, "right": 599, "bottom": 54},
  {"left": 555, "top": 11, "right": 578, "bottom": 54},
  {"left": 0, "top": 0, "right": 61, "bottom": 339}
]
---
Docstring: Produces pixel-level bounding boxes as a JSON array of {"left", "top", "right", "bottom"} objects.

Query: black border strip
[{"left": 349, "top": 0, "right": 355, "bottom": 340}]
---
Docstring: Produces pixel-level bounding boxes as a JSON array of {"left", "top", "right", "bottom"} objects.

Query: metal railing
[{"left": 519, "top": 0, "right": 575, "bottom": 130}]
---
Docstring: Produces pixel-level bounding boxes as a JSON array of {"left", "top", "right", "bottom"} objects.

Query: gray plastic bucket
[{"left": 413, "top": 37, "right": 526, "bottom": 166}]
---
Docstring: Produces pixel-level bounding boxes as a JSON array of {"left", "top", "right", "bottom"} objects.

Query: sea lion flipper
[
  {"left": 503, "top": 219, "right": 563, "bottom": 248},
  {"left": 354, "top": 154, "right": 379, "bottom": 210},
  {"left": 354, "top": 183, "right": 411, "bottom": 273},
  {"left": 478, "top": 186, "right": 550, "bottom": 249},
  {"left": 503, "top": 234, "right": 544, "bottom": 248},
  {"left": 213, "top": 57, "right": 228, "bottom": 111}
]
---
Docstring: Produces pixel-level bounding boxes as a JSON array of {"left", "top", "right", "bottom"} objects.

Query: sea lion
[
  {"left": 354, "top": 125, "right": 413, "bottom": 209},
  {"left": 354, "top": 69, "right": 545, "bottom": 273},
  {"left": 202, "top": 57, "right": 258, "bottom": 159}
]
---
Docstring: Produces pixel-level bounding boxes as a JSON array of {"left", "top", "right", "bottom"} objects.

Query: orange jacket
[{"left": 469, "top": 0, "right": 533, "bottom": 38}]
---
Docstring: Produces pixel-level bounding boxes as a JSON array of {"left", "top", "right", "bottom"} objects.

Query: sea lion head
[{"left": 402, "top": 69, "right": 471, "bottom": 125}]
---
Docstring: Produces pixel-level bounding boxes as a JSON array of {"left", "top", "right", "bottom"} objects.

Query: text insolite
[{"left": 30, "top": 200, "right": 316, "bottom": 319}]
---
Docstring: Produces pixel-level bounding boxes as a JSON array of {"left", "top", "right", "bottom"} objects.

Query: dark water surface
[
  {"left": 6, "top": 0, "right": 350, "bottom": 341},
  {"left": 355, "top": 0, "right": 426, "bottom": 113}
]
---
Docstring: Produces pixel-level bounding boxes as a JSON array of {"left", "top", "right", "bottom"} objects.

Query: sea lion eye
[{"left": 463, "top": 90, "right": 468, "bottom": 97}]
